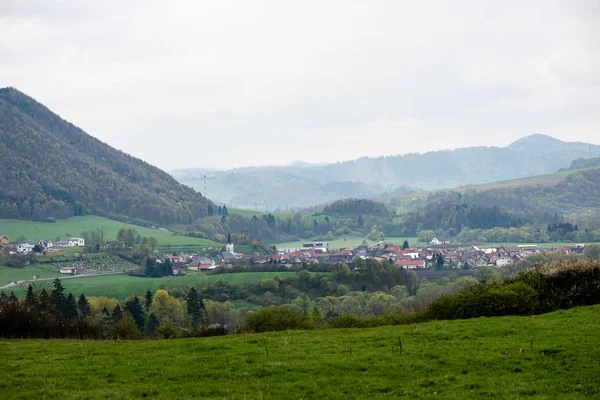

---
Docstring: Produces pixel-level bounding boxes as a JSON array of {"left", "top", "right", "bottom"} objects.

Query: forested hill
[
  {"left": 0, "top": 87, "right": 215, "bottom": 226},
  {"left": 173, "top": 134, "right": 600, "bottom": 209}
]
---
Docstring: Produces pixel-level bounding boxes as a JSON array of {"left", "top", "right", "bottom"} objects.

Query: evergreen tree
[
  {"left": 217, "top": 205, "right": 222, "bottom": 215},
  {"left": 63, "top": 293, "right": 79, "bottom": 319},
  {"left": 8, "top": 292, "right": 18, "bottom": 303},
  {"left": 0, "top": 291, "right": 5, "bottom": 300},
  {"left": 77, "top": 294, "right": 92, "bottom": 319},
  {"left": 124, "top": 297, "right": 145, "bottom": 331},
  {"left": 112, "top": 304, "right": 123, "bottom": 322},
  {"left": 24, "top": 285, "right": 38, "bottom": 309},
  {"left": 50, "top": 278, "right": 66, "bottom": 315},
  {"left": 222, "top": 205, "right": 228, "bottom": 216},
  {"left": 436, "top": 253, "right": 445, "bottom": 270},
  {"left": 402, "top": 240, "right": 409, "bottom": 249},
  {"left": 144, "top": 290, "right": 153, "bottom": 309},
  {"left": 186, "top": 287, "right": 202, "bottom": 327},
  {"left": 38, "top": 288, "right": 51, "bottom": 313},
  {"left": 146, "top": 313, "right": 159, "bottom": 336}
]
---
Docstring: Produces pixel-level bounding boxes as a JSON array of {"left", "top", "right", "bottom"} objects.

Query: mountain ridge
[{"left": 0, "top": 87, "right": 215, "bottom": 226}]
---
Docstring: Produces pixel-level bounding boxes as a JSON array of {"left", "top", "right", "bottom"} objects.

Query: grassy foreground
[{"left": 1, "top": 306, "right": 599, "bottom": 399}]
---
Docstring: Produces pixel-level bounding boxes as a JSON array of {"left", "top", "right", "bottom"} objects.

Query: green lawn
[
  {"left": 276, "top": 236, "right": 422, "bottom": 250},
  {"left": 0, "top": 266, "right": 64, "bottom": 285},
  {"left": 6, "top": 271, "right": 298, "bottom": 299},
  {"left": 0, "top": 216, "right": 220, "bottom": 247},
  {"left": 1, "top": 305, "right": 599, "bottom": 398}
]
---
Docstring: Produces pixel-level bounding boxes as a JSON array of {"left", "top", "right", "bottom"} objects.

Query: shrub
[{"left": 239, "top": 306, "right": 315, "bottom": 333}]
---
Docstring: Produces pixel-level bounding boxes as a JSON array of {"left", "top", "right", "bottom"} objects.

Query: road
[{"left": 0, "top": 272, "right": 124, "bottom": 290}]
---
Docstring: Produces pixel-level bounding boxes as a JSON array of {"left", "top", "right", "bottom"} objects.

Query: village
[{"left": 0, "top": 232, "right": 590, "bottom": 276}]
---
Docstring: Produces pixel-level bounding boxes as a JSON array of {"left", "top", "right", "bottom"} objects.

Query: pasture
[
  {"left": 4, "top": 271, "right": 298, "bottom": 299},
  {"left": 0, "top": 216, "right": 220, "bottom": 247},
  {"left": 0, "top": 305, "right": 598, "bottom": 398},
  {"left": 276, "top": 236, "right": 422, "bottom": 250}
]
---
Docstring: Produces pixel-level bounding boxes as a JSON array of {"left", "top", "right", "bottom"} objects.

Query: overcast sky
[{"left": 1, "top": 1, "right": 599, "bottom": 170}]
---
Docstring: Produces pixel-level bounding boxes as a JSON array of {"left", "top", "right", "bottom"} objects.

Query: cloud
[{"left": 1, "top": 0, "right": 598, "bottom": 170}]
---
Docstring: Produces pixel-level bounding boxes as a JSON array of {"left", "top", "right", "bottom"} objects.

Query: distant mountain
[
  {"left": 0, "top": 87, "right": 214, "bottom": 226},
  {"left": 172, "top": 134, "right": 600, "bottom": 209}
]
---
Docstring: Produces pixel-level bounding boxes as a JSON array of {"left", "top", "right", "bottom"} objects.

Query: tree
[
  {"left": 77, "top": 294, "right": 92, "bottom": 319},
  {"left": 124, "top": 296, "right": 145, "bottom": 331},
  {"left": 112, "top": 304, "right": 124, "bottom": 322},
  {"left": 436, "top": 253, "right": 445, "bottom": 270},
  {"left": 186, "top": 287, "right": 203, "bottom": 327},
  {"left": 587, "top": 244, "right": 600, "bottom": 261},
  {"left": 50, "top": 278, "right": 66, "bottom": 315},
  {"left": 222, "top": 206, "right": 228, "bottom": 216},
  {"left": 111, "top": 312, "right": 142, "bottom": 339},
  {"left": 144, "top": 290, "right": 153, "bottom": 309},
  {"left": 146, "top": 313, "right": 159, "bottom": 335},
  {"left": 38, "top": 288, "right": 51, "bottom": 312},
  {"left": 24, "top": 285, "right": 38, "bottom": 309},
  {"left": 402, "top": 240, "right": 409, "bottom": 249},
  {"left": 63, "top": 293, "right": 79, "bottom": 319}
]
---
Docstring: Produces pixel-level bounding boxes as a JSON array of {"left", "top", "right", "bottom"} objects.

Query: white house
[
  {"left": 226, "top": 243, "right": 235, "bottom": 253},
  {"left": 429, "top": 237, "right": 450, "bottom": 245},
  {"left": 496, "top": 257, "right": 513, "bottom": 267},
  {"left": 69, "top": 238, "right": 85, "bottom": 247},
  {"left": 54, "top": 240, "right": 72, "bottom": 247},
  {"left": 60, "top": 267, "right": 76, "bottom": 275},
  {"left": 38, "top": 239, "right": 54, "bottom": 248},
  {"left": 17, "top": 242, "right": 35, "bottom": 254}
]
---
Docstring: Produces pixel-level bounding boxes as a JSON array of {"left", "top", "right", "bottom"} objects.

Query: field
[
  {"left": 0, "top": 266, "right": 64, "bottom": 285},
  {"left": 1, "top": 305, "right": 599, "bottom": 398},
  {"left": 276, "top": 236, "right": 423, "bottom": 250},
  {"left": 0, "top": 216, "right": 220, "bottom": 248},
  {"left": 4, "top": 271, "right": 298, "bottom": 299}
]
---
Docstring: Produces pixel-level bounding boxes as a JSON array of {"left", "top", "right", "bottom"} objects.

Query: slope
[
  {"left": 1, "top": 305, "right": 599, "bottom": 398},
  {"left": 0, "top": 88, "right": 215, "bottom": 226}
]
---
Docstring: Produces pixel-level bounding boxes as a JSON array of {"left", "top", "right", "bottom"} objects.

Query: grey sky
[{"left": 2, "top": 0, "right": 599, "bottom": 170}]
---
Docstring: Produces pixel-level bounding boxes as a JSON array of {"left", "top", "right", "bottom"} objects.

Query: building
[
  {"left": 0, "top": 235, "right": 8, "bottom": 245},
  {"left": 38, "top": 239, "right": 53, "bottom": 248},
  {"left": 60, "top": 267, "right": 77, "bottom": 275},
  {"left": 301, "top": 242, "right": 329, "bottom": 251},
  {"left": 54, "top": 240, "right": 72, "bottom": 247},
  {"left": 429, "top": 237, "right": 450, "bottom": 245},
  {"left": 226, "top": 243, "right": 234, "bottom": 253},
  {"left": 69, "top": 238, "right": 85, "bottom": 247},
  {"left": 395, "top": 259, "right": 427, "bottom": 269},
  {"left": 17, "top": 242, "right": 35, "bottom": 254},
  {"left": 496, "top": 257, "right": 513, "bottom": 267}
]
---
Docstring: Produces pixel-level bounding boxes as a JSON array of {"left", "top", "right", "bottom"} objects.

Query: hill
[
  {"left": 0, "top": 88, "right": 215, "bottom": 226},
  {"left": 1, "top": 305, "right": 599, "bottom": 398},
  {"left": 172, "top": 134, "right": 600, "bottom": 209}
]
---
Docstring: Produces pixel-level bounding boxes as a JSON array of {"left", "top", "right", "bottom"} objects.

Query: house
[
  {"left": 0, "top": 235, "right": 8, "bottom": 245},
  {"left": 17, "top": 241, "right": 35, "bottom": 254},
  {"left": 226, "top": 243, "right": 235, "bottom": 253},
  {"left": 191, "top": 256, "right": 216, "bottom": 271},
  {"left": 69, "top": 238, "right": 85, "bottom": 247},
  {"left": 54, "top": 240, "right": 72, "bottom": 247},
  {"left": 60, "top": 267, "right": 76, "bottom": 275},
  {"left": 32, "top": 244, "right": 46, "bottom": 255},
  {"left": 496, "top": 257, "right": 513, "bottom": 267},
  {"left": 38, "top": 239, "right": 53, "bottom": 248},
  {"left": 429, "top": 237, "right": 450, "bottom": 245},
  {"left": 395, "top": 259, "right": 426, "bottom": 269}
]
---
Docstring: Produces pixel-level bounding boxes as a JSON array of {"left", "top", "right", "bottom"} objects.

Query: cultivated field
[
  {"left": 1, "top": 305, "right": 598, "bottom": 398},
  {"left": 4, "top": 271, "right": 298, "bottom": 299},
  {"left": 0, "top": 216, "right": 220, "bottom": 248}
]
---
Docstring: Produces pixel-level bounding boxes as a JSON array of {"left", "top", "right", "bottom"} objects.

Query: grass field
[
  {"left": 276, "top": 236, "right": 423, "bottom": 250},
  {"left": 0, "top": 305, "right": 598, "bottom": 398},
  {"left": 4, "top": 271, "right": 298, "bottom": 299},
  {"left": 0, "top": 216, "right": 220, "bottom": 247},
  {"left": 0, "top": 266, "right": 64, "bottom": 285}
]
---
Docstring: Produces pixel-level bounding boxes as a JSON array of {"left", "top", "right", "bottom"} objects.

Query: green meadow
[
  {"left": 1, "top": 305, "right": 599, "bottom": 399},
  {"left": 0, "top": 216, "right": 220, "bottom": 247},
  {"left": 4, "top": 271, "right": 298, "bottom": 299},
  {"left": 276, "top": 236, "right": 422, "bottom": 250}
]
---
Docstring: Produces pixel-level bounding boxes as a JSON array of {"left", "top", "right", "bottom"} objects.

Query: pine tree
[
  {"left": 217, "top": 205, "right": 222, "bottom": 215},
  {"left": 77, "top": 294, "right": 92, "bottom": 320},
  {"left": 144, "top": 290, "right": 153, "bottom": 309},
  {"left": 186, "top": 287, "right": 202, "bottom": 327},
  {"left": 38, "top": 288, "right": 50, "bottom": 313},
  {"left": 124, "top": 297, "right": 145, "bottom": 331},
  {"left": 8, "top": 292, "right": 18, "bottom": 303},
  {"left": 25, "top": 285, "right": 38, "bottom": 309},
  {"left": 222, "top": 205, "right": 228, "bottom": 216},
  {"left": 146, "top": 313, "right": 159, "bottom": 335},
  {"left": 402, "top": 240, "right": 409, "bottom": 249},
  {"left": 112, "top": 304, "right": 123, "bottom": 322},
  {"left": 50, "top": 278, "right": 66, "bottom": 315},
  {"left": 64, "top": 293, "right": 78, "bottom": 319}
]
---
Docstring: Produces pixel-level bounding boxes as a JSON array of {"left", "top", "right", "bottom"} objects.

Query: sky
[{"left": 1, "top": 0, "right": 599, "bottom": 170}]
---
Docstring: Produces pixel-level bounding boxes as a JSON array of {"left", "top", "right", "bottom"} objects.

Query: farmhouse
[
  {"left": 429, "top": 237, "right": 450, "bottom": 245},
  {"left": 38, "top": 239, "right": 53, "bottom": 248},
  {"left": 69, "top": 238, "right": 85, "bottom": 247},
  {"left": 17, "top": 241, "right": 35, "bottom": 254},
  {"left": 395, "top": 259, "right": 426, "bottom": 269},
  {"left": 54, "top": 240, "right": 72, "bottom": 247}
]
